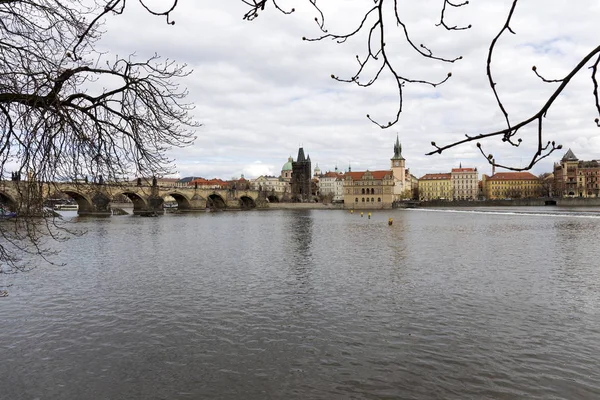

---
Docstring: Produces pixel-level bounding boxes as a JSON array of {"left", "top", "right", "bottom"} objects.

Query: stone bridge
[{"left": 0, "top": 180, "right": 279, "bottom": 216}]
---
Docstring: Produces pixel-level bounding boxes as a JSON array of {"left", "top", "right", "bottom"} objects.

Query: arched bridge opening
[
  {"left": 121, "top": 191, "right": 149, "bottom": 215},
  {"left": 60, "top": 190, "right": 95, "bottom": 214},
  {"left": 0, "top": 192, "right": 19, "bottom": 211},
  {"left": 0, "top": 192, "right": 18, "bottom": 212},
  {"left": 267, "top": 195, "right": 280, "bottom": 203},
  {"left": 169, "top": 192, "right": 192, "bottom": 211},
  {"left": 207, "top": 194, "right": 226, "bottom": 210},
  {"left": 239, "top": 195, "right": 256, "bottom": 210}
]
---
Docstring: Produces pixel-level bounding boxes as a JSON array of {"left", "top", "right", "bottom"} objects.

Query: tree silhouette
[
  {"left": 0, "top": 0, "right": 197, "bottom": 273},
  {"left": 242, "top": 0, "right": 600, "bottom": 171}
]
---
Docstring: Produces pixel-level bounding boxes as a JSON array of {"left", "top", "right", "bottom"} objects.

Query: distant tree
[
  {"left": 243, "top": 1, "right": 599, "bottom": 171},
  {"left": 0, "top": 1, "right": 197, "bottom": 274}
]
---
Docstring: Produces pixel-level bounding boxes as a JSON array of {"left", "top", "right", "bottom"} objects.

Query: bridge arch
[
  {"left": 59, "top": 190, "right": 95, "bottom": 213},
  {"left": 167, "top": 192, "right": 193, "bottom": 210},
  {"left": 239, "top": 195, "right": 256, "bottom": 210},
  {"left": 0, "top": 191, "right": 18, "bottom": 211},
  {"left": 267, "top": 194, "right": 280, "bottom": 203},
  {"left": 207, "top": 193, "right": 226, "bottom": 209},
  {"left": 119, "top": 191, "right": 149, "bottom": 214}
]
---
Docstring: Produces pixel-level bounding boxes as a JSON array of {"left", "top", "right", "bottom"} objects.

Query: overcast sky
[{"left": 100, "top": 0, "right": 599, "bottom": 180}]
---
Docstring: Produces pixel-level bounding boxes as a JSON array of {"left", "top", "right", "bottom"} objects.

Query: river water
[{"left": 2, "top": 207, "right": 600, "bottom": 399}]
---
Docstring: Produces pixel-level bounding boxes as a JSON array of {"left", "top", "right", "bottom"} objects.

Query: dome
[{"left": 281, "top": 156, "right": 293, "bottom": 171}]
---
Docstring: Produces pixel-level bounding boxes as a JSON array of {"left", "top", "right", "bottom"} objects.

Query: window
[
  {"left": 371, "top": 188, "right": 375, "bottom": 194},
  {"left": 362, "top": 198, "right": 365, "bottom": 202},
  {"left": 355, "top": 197, "right": 358, "bottom": 203},
  {"left": 361, "top": 188, "right": 365, "bottom": 194},
  {"left": 378, "top": 198, "right": 381, "bottom": 202},
  {"left": 371, "top": 198, "right": 375, "bottom": 202},
  {"left": 366, "top": 197, "right": 370, "bottom": 202}
]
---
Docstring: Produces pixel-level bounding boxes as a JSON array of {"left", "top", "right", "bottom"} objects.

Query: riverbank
[
  {"left": 265, "top": 202, "right": 344, "bottom": 210},
  {"left": 420, "top": 197, "right": 600, "bottom": 208}
]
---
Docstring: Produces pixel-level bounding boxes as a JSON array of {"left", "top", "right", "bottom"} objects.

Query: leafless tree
[
  {"left": 242, "top": 0, "right": 600, "bottom": 171},
  {"left": 0, "top": 0, "right": 197, "bottom": 274}
]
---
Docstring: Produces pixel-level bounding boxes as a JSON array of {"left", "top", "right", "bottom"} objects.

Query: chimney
[{"left": 492, "top": 159, "right": 496, "bottom": 176}]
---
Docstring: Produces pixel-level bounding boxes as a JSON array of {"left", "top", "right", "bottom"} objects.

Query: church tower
[{"left": 391, "top": 134, "right": 406, "bottom": 198}]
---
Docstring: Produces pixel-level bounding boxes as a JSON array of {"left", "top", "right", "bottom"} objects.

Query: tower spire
[{"left": 392, "top": 133, "right": 404, "bottom": 160}]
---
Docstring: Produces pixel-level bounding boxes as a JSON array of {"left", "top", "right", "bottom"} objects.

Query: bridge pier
[{"left": 133, "top": 195, "right": 165, "bottom": 216}]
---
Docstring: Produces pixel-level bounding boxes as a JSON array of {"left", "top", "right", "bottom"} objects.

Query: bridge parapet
[{"left": 0, "top": 180, "right": 278, "bottom": 215}]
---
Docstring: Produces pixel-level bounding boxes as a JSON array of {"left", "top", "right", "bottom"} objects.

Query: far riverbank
[{"left": 419, "top": 197, "right": 600, "bottom": 208}]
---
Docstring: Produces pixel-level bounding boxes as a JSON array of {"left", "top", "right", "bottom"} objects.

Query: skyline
[{"left": 97, "top": 1, "right": 599, "bottom": 180}]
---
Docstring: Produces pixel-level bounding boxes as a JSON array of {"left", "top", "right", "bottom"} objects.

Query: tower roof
[
  {"left": 297, "top": 147, "right": 306, "bottom": 162},
  {"left": 391, "top": 134, "right": 405, "bottom": 160},
  {"left": 281, "top": 156, "right": 293, "bottom": 171},
  {"left": 562, "top": 148, "right": 578, "bottom": 162}
]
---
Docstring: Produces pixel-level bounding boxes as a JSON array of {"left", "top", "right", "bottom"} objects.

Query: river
[{"left": 1, "top": 207, "right": 600, "bottom": 399}]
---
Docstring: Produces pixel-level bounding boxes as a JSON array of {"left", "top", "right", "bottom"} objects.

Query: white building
[
  {"left": 451, "top": 166, "right": 479, "bottom": 200},
  {"left": 252, "top": 175, "right": 289, "bottom": 194}
]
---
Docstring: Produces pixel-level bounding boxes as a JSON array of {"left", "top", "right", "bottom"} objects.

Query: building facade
[
  {"left": 252, "top": 175, "right": 289, "bottom": 194},
  {"left": 343, "top": 170, "right": 395, "bottom": 209},
  {"left": 418, "top": 173, "right": 452, "bottom": 201},
  {"left": 451, "top": 167, "right": 478, "bottom": 200},
  {"left": 482, "top": 171, "right": 542, "bottom": 199},
  {"left": 553, "top": 149, "right": 600, "bottom": 197}
]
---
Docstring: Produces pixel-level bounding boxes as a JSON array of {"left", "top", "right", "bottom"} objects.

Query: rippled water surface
[{"left": 2, "top": 207, "right": 600, "bottom": 399}]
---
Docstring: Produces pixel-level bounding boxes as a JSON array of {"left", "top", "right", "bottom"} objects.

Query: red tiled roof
[
  {"left": 451, "top": 168, "right": 476, "bottom": 173},
  {"left": 419, "top": 173, "right": 452, "bottom": 180},
  {"left": 488, "top": 172, "right": 538, "bottom": 181},
  {"left": 345, "top": 170, "right": 391, "bottom": 180}
]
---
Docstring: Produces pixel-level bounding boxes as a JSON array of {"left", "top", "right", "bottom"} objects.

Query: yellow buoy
[
  {"left": 368, "top": 212, "right": 371, "bottom": 219},
  {"left": 388, "top": 218, "right": 393, "bottom": 226},
  {"left": 360, "top": 212, "right": 363, "bottom": 217}
]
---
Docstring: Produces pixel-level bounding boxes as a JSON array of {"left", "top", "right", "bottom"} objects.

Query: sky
[{"left": 98, "top": 0, "right": 600, "bottom": 180}]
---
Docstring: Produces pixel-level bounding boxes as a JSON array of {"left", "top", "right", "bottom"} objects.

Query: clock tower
[{"left": 390, "top": 134, "right": 406, "bottom": 198}]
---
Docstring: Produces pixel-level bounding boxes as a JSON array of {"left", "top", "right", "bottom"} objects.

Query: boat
[
  {"left": 0, "top": 211, "right": 16, "bottom": 219},
  {"left": 54, "top": 204, "right": 78, "bottom": 211}
]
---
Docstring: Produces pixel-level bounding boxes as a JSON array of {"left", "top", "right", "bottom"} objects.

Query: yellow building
[
  {"left": 482, "top": 172, "right": 542, "bottom": 199},
  {"left": 418, "top": 173, "right": 452, "bottom": 201},
  {"left": 343, "top": 170, "right": 395, "bottom": 209}
]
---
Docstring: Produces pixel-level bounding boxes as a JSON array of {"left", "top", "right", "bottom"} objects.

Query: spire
[
  {"left": 562, "top": 148, "right": 578, "bottom": 161},
  {"left": 392, "top": 133, "right": 405, "bottom": 160},
  {"left": 348, "top": 162, "right": 351, "bottom": 172},
  {"left": 297, "top": 147, "right": 305, "bottom": 162},
  {"left": 460, "top": 162, "right": 462, "bottom": 168}
]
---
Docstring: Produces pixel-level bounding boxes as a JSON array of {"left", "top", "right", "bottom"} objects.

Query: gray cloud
[{"left": 97, "top": 1, "right": 599, "bottom": 179}]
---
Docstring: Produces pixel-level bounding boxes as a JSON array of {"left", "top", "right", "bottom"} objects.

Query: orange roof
[
  {"left": 345, "top": 170, "right": 391, "bottom": 180},
  {"left": 419, "top": 173, "right": 452, "bottom": 180},
  {"left": 322, "top": 171, "right": 342, "bottom": 178},
  {"left": 451, "top": 168, "right": 476, "bottom": 173},
  {"left": 488, "top": 172, "right": 538, "bottom": 181}
]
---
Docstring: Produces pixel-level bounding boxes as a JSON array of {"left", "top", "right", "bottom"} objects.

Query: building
[
  {"left": 418, "top": 173, "right": 452, "bottom": 201},
  {"left": 318, "top": 169, "right": 345, "bottom": 202},
  {"left": 553, "top": 149, "right": 600, "bottom": 197},
  {"left": 390, "top": 135, "right": 413, "bottom": 200},
  {"left": 482, "top": 171, "right": 542, "bottom": 199},
  {"left": 188, "top": 177, "right": 227, "bottom": 189},
  {"left": 290, "top": 147, "right": 312, "bottom": 202},
  {"left": 451, "top": 166, "right": 478, "bottom": 200},
  {"left": 343, "top": 170, "right": 395, "bottom": 209},
  {"left": 252, "top": 175, "right": 289, "bottom": 194},
  {"left": 280, "top": 156, "right": 293, "bottom": 182}
]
